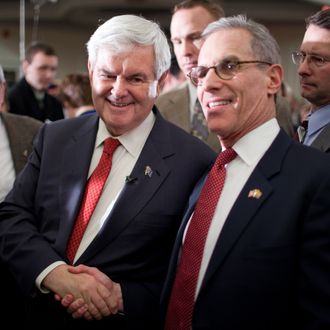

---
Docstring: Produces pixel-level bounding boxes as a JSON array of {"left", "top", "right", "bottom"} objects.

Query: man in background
[
  {"left": 156, "top": 0, "right": 224, "bottom": 152},
  {"left": 0, "top": 64, "right": 42, "bottom": 201},
  {"left": 8, "top": 41, "right": 64, "bottom": 122},
  {"left": 293, "top": 8, "right": 330, "bottom": 152}
]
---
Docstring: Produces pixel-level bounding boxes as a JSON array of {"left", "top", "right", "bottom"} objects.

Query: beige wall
[
  {"left": 0, "top": 22, "right": 92, "bottom": 82},
  {"left": 0, "top": 20, "right": 306, "bottom": 99}
]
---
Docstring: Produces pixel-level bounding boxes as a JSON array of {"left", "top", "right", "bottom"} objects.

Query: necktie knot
[
  {"left": 296, "top": 119, "right": 309, "bottom": 143},
  {"left": 217, "top": 147, "right": 237, "bottom": 167},
  {"left": 103, "top": 137, "right": 120, "bottom": 155},
  {"left": 301, "top": 119, "right": 308, "bottom": 130}
]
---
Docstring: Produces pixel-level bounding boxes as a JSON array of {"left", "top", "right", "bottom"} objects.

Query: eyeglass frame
[
  {"left": 291, "top": 51, "right": 330, "bottom": 68},
  {"left": 187, "top": 59, "right": 272, "bottom": 86}
]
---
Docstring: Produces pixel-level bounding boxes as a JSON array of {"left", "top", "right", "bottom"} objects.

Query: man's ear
[
  {"left": 87, "top": 61, "right": 93, "bottom": 80},
  {"left": 157, "top": 71, "right": 168, "bottom": 94},
  {"left": 266, "top": 64, "right": 283, "bottom": 96}
]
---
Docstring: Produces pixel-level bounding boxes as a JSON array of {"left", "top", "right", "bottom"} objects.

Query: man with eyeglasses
[
  {"left": 162, "top": 15, "right": 330, "bottom": 330},
  {"left": 292, "top": 8, "right": 330, "bottom": 152}
]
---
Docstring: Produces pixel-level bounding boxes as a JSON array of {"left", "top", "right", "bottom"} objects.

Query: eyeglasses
[
  {"left": 187, "top": 60, "right": 272, "bottom": 86},
  {"left": 292, "top": 51, "right": 330, "bottom": 67}
]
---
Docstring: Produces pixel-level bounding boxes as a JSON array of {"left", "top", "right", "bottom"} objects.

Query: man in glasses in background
[
  {"left": 162, "top": 15, "right": 330, "bottom": 330},
  {"left": 292, "top": 8, "right": 330, "bottom": 152}
]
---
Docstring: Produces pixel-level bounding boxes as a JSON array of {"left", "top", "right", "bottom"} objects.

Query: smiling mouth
[
  {"left": 208, "top": 100, "right": 232, "bottom": 108},
  {"left": 108, "top": 99, "right": 132, "bottom": 107}
]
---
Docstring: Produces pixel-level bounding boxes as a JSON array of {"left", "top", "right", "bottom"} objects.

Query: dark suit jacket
[
  {"left": 310, "top": 121, "right": 330, "bottom": 153},
  {"left": 8, "top": 77, "right": 64, "bottom": 122},
  {"left": 1, "top": 112, "right": 42, "bottom": 174},
  {"left": 0, "top": 107, "right": 216, "bottom": 329},
  {"left": 162, "top": 130, "right": 330, "bottom": 330},
  {"left": 156, "top": 81, "right": 220, "bottom": 152}
]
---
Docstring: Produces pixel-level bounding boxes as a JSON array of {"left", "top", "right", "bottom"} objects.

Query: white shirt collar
[
  {"left": 96, "top": 111, "right": 155, "bottom": 157},
  {"left": 230, "top": 118, "right": 280, "bottom": 166}
]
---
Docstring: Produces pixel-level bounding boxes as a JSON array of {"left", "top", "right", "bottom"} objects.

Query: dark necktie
[
  {"left": 191, "top": 99, "right": 209, "bottom": 141},
  {"left": 293, "top": 119, "right": 308, "bottom": 143},
  {"left": 66, "top": 137, "right": 120, "bottom": 264},
  {"left": 165, "top": 148, "right": 237, "bottom": 330}
]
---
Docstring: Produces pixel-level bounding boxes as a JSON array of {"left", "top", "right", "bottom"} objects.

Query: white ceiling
[{"left": 0, "top": 0, "right": 327, "bottom": 29}]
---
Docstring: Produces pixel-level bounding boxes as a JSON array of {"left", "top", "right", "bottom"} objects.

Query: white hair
[
  {"left": 203, "top": 15, "right": 281, "bottom": 64},
  {"left": 87, "top": 15, "right": 171, "bottom": 79}
]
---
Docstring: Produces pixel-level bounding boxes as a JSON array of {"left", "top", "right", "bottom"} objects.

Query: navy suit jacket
[
  {"left": 162, "top": 130, "right": 330, "bottom": 330},
  {"left": 0, "top": 107, "right": 216, "bottom": 329}
]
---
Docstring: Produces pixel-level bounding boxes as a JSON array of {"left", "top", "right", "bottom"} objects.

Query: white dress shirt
[
  {"left": 194, "top": 118, "right": 280, "bottom": 297},
  {"left": 0, "top": 116, "right": 15, "bottom": 202},
  {"left": 36, "top": 111, "right": 155, "bottom": 289}
]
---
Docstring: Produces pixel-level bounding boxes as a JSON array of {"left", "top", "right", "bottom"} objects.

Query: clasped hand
[{"left": 43, "top": 264, "right": 123, "bottom": 320}]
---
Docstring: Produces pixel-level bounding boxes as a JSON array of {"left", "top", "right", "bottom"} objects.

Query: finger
[
  {"left": 88, "top": 302, "right": 102, "bottom": 320},
  {"left": 98, "top": 287, "right": 118, "bottom": 314},
  {"left": 71, "top": 304, "right": 89, "bottom": 319},
  {"left": 67, "top": 298, "right": 86, "bottom": 314},
  {"left": 61, "top": 294, "right": 75, "bottom": 308},
  {"left": 69, "top": 264, "right": 95, "bottom": 275},
  {"left": 83, "top": 310, "right": 93, "bottom": 321},
  {"left": 54, "top": 293, "right": 61, "bottom": 301},
  {"left": 90, "top": 291, "right": 111, "bottom": 317}
]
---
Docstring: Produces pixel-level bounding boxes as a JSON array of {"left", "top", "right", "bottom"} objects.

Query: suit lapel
[
  {"left": 55, "top": 116, "right": 99, "bottom": 255},
  {"left": 310, "top": 122, "right": 330, "bottom": 152},
  {"left": 200, "top": 130, "right": 291, "bottom": 290}
]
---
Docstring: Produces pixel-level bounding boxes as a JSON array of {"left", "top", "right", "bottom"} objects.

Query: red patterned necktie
[
  {"left": 66, "top": 137, "right": 120, "bottom": 264},
  {"left": 165, "top": 148, "right": 237, "bottom": 330}
]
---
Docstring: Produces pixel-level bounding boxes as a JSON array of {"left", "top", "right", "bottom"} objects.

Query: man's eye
[
  {"left": 171, "top": 39, "right": 181, "bottom": 45},
  {"left": 100, "top": 74, "right": 115, "bottom": 80},
  {"left": 222, "top": 62, "right": 237, "bottom": 72},
  {"left": 127, "top": 77, "right": 144, "bottom": 85},
  {"left": 311, "top": 56, "right": 325, "bottom": 65},
  {"left": 196, "top": 67, "right": 207, "bottom": 78}
]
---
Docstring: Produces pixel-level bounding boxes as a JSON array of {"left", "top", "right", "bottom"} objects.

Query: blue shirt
[{"left": 304, "top": 104, "right": 330, "bottom": 146}]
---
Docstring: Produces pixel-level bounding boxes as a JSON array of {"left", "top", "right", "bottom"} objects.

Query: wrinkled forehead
[{"left": 198, "top": 28, "right": 254, "bottom": 65}]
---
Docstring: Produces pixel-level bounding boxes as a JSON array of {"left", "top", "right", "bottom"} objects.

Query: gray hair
[
  {"left": 203, "top": 15, "right": 281, "bottom": 64},
  {"left": 87, "top": 15, "right": 171, "bottom": 80},
  {"left": 0, "top": 64, "right": 5, "bottom": 84}
]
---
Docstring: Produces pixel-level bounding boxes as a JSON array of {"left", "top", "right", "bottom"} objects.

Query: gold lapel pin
[
  {"left": 248, "top": 189, "right": 262, "bottom": 199},
  {"left": 144, "top": 165, "right": 153, "bottom": 178}
]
